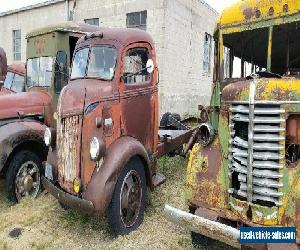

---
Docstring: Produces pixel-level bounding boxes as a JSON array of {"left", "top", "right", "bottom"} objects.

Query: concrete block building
[{"left": 0, "top": 0, "right": 218, "bottom": 116}]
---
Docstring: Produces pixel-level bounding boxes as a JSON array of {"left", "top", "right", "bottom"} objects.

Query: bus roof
[
  {"left": 219, "top": 0, "right": 300, "bottom": 30},
  {"left": 26, "top": 21, "right": 100, "bottom": 39}
]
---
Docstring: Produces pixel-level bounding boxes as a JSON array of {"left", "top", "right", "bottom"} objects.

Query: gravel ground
[{"left": 0, "top": 157, "right": 198, "bottom": 250}]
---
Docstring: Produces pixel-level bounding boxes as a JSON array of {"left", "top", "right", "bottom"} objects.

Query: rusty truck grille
[
  {"left": 228, "top": 103, "right": 285, "bottom": 207},
  {"left": 57, "top": 115, "right": 81, "bottom": 188}
]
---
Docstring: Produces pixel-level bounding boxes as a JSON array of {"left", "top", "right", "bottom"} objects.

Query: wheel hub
[
  {"left": 23, "top": 175, "right": 33, "bottom": 193},
  {"left": 15, "top": 161, "right": 40, "bottom": 201},
  {"left": 120, "top": 170, "right": 142, "bottom": 227}
]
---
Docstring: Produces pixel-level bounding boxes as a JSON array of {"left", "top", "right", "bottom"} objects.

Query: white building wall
[
  {"left": 160, "top": 0, "right": 217, "bottom": 116},
  {"left": 0, "top": 0, "right": 218, "bottom": 116}
]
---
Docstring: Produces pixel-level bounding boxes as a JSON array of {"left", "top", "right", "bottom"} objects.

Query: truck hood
[
  {"left": 0, "top": 91, "right": 51, "bottom": 120},
  {"left": 222, "top": 77, "right": 300, "bottom": 103},
  {"left": 59, "top": 79, "right": 116, "bottom": 118}
]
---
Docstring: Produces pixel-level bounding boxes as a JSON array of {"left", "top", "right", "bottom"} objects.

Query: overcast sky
[{"left": 0, "top": 0, "right": 238, "bottom": 13}]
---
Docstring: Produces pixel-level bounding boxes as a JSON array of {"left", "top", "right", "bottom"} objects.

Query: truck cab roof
[
  {"left": 77, "top": 28, "right": 155, "bottom": 48},
  {"left": 26, "top": 21, "right": 100, "bottom": 39}
]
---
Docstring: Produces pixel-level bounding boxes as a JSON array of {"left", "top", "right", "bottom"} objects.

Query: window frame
[
  {"left": 203, "top": 32, "right": 212, "bottom": 73},
  {"left": 122, "top": 45, "right": 152, "bottom": 87},
  {"left": 3, "top": 71, "right": 15, "bottom": 89},
  {"left": 126, "top": 10, "right": 147, "bottom": 31},
  {"left": 26, "top": 56, "right": 54, "bottom": 88},
  {"left": 54, "top": 50, "right": 68, "bottom": 93},
  {"left": 84, "top": 18, "right": 100, "bottom": 26},
  {"left": 70, "top": 45, "right": 118, "bottom": 81},
  {"left": 13, "top": 29, "right": 21, "bottom": 61}
]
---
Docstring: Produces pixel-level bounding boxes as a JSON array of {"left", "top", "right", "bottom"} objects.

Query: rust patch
[
  {"left": 243, "top": 8, "right": 255, "bottom": 20},
  {"left": 192, "top": 146, "right": 225, "bottom": 209}
]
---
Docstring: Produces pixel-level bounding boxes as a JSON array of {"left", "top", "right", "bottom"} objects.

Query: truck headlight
[
  {"left": 44, "top": 128, "right": 52, "bottom": 146},
  {"left": 90, "top": 137, "right": 100, "bottom": 160}
]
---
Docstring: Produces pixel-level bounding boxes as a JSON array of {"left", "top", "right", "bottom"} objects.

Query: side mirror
[{"left": 146, "top": 59, "right": 154, "bottom": 74}]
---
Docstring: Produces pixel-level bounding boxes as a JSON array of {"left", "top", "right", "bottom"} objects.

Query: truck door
[{"left": 120, "top": 43, "right": 157, "bottom": 152}]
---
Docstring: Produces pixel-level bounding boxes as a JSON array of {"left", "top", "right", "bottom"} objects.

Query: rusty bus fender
[
  {"left": 164, "top": 205, "right": 241, "bottom": 249},
  {"left": 83, "top": 136, "right": 152, "bottom": 215},
  {"left": 0, "top": 121, "right": 47, "bottom": 172}
]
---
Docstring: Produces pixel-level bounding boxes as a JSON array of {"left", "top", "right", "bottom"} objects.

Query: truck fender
[
  {"left": 83, "top": 136, "right": 152, "bottom": 215},
  {"left": 0, "top": 121, "right": 47, "bottom": 172}
]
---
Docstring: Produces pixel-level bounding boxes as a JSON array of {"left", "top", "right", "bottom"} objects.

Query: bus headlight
[{"left": 198, "top": 123, "right": 215, "bottom": 147}]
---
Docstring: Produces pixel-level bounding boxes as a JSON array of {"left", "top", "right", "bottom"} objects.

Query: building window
[
  {"left": 126, "top": 11, "right": 147, "bottom": 31},
  {"left": 203, "top": 33, "right": 212, "bottom": 73},
  {"left": 13, "top": 30, "right": 21, "bottom": 61},
  {"left": 84, "top": 18, "right": 99, "bottom": 26}
]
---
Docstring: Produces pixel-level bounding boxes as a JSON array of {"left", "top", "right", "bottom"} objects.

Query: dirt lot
[{"left": 0, "top": 157, "right": 197, "bottom": 250}]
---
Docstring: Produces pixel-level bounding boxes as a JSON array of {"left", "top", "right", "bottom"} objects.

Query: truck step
[{"left": 152, "top": 173, "right": 166, "bottom": 187}]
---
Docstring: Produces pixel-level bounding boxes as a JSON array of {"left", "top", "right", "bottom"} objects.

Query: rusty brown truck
[
  {"left": 42, "top": 27, "right": 198, "bottom": 235},
  {"left": 0, "top": 22, "right": 99, "bottom": 203}
]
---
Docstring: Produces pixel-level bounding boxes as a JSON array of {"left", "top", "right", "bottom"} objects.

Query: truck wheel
[
  {"left": 108, "top": 158, "right": 147, "bottom": 236},
  {"left": 5, "top": 150, "right": 42, "bottom": 203}
]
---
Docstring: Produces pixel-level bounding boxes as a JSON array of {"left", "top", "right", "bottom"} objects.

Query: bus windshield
[{"left": 222, "top": 21, "right": 300, "bottom": 80}]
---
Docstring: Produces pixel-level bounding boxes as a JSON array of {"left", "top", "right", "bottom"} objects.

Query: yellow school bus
[{"left": 165, "top": 0, "right": 300, "bottom": 248}]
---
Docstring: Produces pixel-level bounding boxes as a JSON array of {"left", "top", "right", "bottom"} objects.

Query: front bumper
[
  {"left": 164, "top": 205, "right": 240, "bottom": 249},
  {"left": 42, "top": 176, "right": 94, "bottom": 214}
]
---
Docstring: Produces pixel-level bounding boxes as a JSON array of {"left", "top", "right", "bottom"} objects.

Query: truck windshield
[
  {"left": 71, "top": 46, "right": 117, "bottom": 80},
  {"left": 4, "top": 72, "right": 24, "bottom": 92},
  {"left": 27, "top": 57, "right": 53, "bottom": 87}
]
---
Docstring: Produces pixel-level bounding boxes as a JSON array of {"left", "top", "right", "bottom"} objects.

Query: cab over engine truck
[
  {"left": 2, "top": 63, "right": 26, "bottom": 94},
  {"left": 42, "top": 27, "right": 198, "bottom": 235},
  {"left": 165, "top": 0, "right": 300, "bottom": 249},
  {"left": 0, "top": 22, "right": 99, "bottom": 203},
  {"left": 0, "top": 47, "right": 7, "bottom": 86}
]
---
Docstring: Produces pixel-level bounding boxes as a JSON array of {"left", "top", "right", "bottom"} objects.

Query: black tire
[
  {"left": 160, "top": 112, "right": 172, "bottom": 127},
  {"left": 5, "top": 150, "right": 42, "bottom": 203},
  {"left": 171, "top": 113, "right": 181, "bottom": 123},
  {"left": 108, "top": 158, "right": 147, "bottom": 236},
  {"left": 160, "top": 112, "right": 182, "bottom": 128}
]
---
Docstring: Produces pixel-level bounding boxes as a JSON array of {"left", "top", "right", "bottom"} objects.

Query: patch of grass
[{"left": 31, "top": 242, "right": 52, "bottom": 250}]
